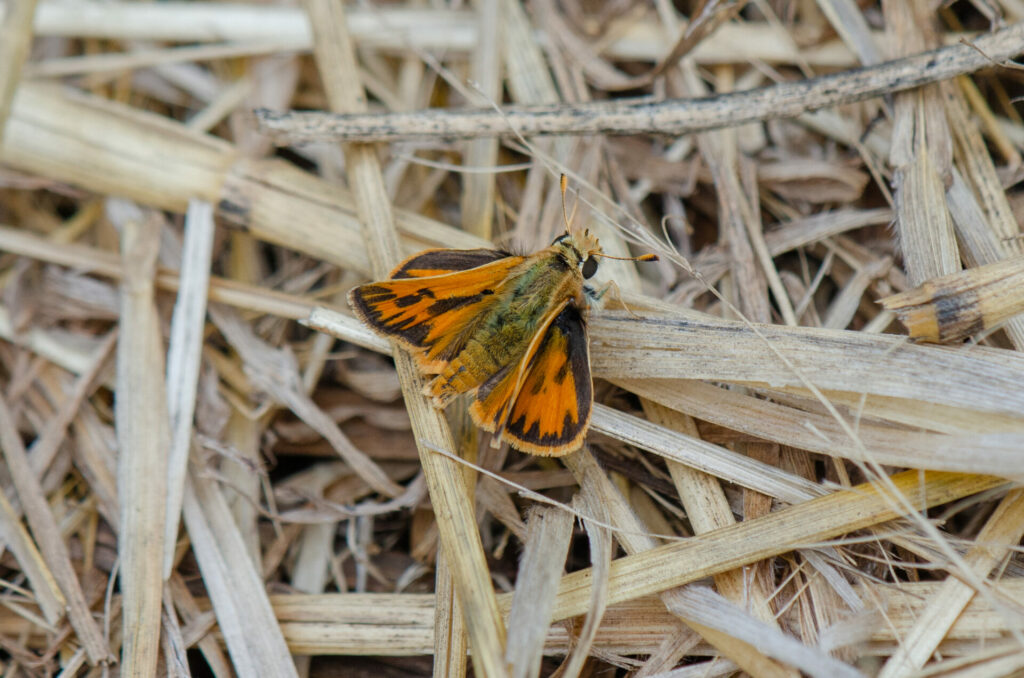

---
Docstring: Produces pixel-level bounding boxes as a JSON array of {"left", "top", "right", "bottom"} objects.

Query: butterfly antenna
[
  {"left": 593, "top": 252, "right": 660, "bottom": 263},
  {"left": 559, "top": 174, "right": 573, "bottom": 231}
]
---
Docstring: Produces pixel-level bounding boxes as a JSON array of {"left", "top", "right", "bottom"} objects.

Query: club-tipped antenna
[{"left": 592, "top": 251, "right": 660, "bottom": 262}]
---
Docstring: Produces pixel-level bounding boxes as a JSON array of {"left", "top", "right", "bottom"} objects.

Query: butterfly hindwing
[
  {"left": 496, "top": 303, "right": 592, "bottom": 456},
  {"left": 466, "top": 299, "right": 568, "bottom": 433},
  {"left": 349, "top": 251, "right": 526, "bottom": 372}
]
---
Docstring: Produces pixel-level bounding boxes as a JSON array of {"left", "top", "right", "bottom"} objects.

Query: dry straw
[{"left": 0, "top": 0, "right": 1023, "bottom": 676}]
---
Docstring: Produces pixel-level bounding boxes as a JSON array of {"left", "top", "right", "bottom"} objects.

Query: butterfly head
[
  {"left": 552, "top": 228, "right": 602, "bottom": 279},
  {"left": 552, "top": 175, "right": 659, "bottom": 280}
]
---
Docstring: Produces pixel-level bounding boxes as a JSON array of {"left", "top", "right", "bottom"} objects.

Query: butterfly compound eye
[{"left": 581, "top": 257, "right": 598, "bottom": 279}]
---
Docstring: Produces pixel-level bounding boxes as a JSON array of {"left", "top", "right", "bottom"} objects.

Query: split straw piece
[
  {"left": 880, "top": 254, "right": 1024, "bottom": 343},
  {"left": 256, "top": 22, "right": 1024, "bottom": 142}
]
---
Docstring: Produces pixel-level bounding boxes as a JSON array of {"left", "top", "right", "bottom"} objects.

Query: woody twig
[{"left": 257, "top": 22, "right": 1024, "bottom": 143}]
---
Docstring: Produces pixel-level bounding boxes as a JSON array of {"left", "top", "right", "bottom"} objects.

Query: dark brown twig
[{"left": 256, "top": 22, "right": 1024, "bottom": 143}]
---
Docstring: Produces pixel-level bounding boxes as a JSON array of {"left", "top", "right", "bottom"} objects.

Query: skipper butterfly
[{"left": 349, "top": 178, "right": 657, "bottom": 456}]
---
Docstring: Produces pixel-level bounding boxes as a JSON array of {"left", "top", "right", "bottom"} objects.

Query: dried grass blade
[
  {"left": 114, "top": 207, "right": 169, "bottom": 673},
  {"left": 822, "top": 256, "right": 892, "bottom": 330},
  {"left": 500, "top": 0, "right": 558, "bottom": 104},
  {"left": 0, "top": 223, "right": 326, "bottom": 321},
  {"left": 592, "top": 403, "right": 821, "bottom": 503},
  {"left": 664, "top": 587, "right": 859, "bottom": 678},
  {"left": 26, "top": 330, "right": 116, "bottom": 476},
  {"left": 0, "top": 83, "right": 490, "bottom": 276},
  {"left": 620, "top": 379, "right": 1024, "bottom": 476},
  {"left": 815, "top": 0, "right": 882, "bottom": 64},
  {"left": 158, "top": 582, "right": 1024, "bottom": 656},
  {"left": 73, "top": 406, "right": 120, "bottom": 529},
  {"left": 163, "top": 199, "right": 215, "bottom": 577},
  {"left": 433, "top": 554, "right": 469, "bottom": 678},
  {"left": 0, "top": 305, "right": 100, "bottom": 374},
  {"left": 558, "top": 495, "right": 611, "bottom": 678},
  {"left": 26, "top": 40, "right": 305, "bottom": 78},
  {"left": 902, "top": 643, "right": 1024, "bottom": 677},
  {"left": 944, "top": 159, "right": 1024, "bottom": 349},
  {"left": 460, "top": 0, "right": 501, "bottom": 240},
  {"left": 182, "top": 468, "right": 299, "bottom": 677},
  {"left": 33, "top": 2, "right": 476, "bottom": 50},
  {"left": 944, "top": 79, "right": 1022, "bottom": 248},
  {"left": 168, "top": 573, "right": 233, "bottom": 677},
  {"left": 2, "top": 82, "right": 233, "bottom": 211},
  {"left": 161, "top": 586, "right": 191, "bottom": 678},
  {"left": 885, "top": 1, "right": 958, "bottom": 285},
  {"left": 763, "top": 385, "right": 1023, "bottom": 436},
  {"left": 891, "top": 123, "right": 960, "bottom": 284},
  {"left": 880, "top": 254, "right": 1024, "bottom": 343},
  {"left": 505, "top": 507, "right": 573, "bottom": 678},
  {"left": 589, "top": 311, "right": 1024, "bottom": 416}
]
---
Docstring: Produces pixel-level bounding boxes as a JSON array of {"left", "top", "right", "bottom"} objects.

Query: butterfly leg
[
  {"left": 586, "top": 279, "right": 642, "bottom": 317},
  {"left": 584, "top": 281, "right": 609, "bottom": 304}
]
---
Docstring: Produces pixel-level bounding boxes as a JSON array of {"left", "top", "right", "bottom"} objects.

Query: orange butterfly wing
[
  {"left": 470, "top": 303, "right": 592, "bottom": 456},
  {"left": 348, "top": 248, "right": 525, "bottom": 373}
]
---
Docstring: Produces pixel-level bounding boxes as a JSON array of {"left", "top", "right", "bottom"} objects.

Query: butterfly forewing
[
  {"left": 348, "top": 252, "right": 525, "bottom": 372},
  {"left": 390, "top": 248, "right": 513, "bottom": 278}
]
